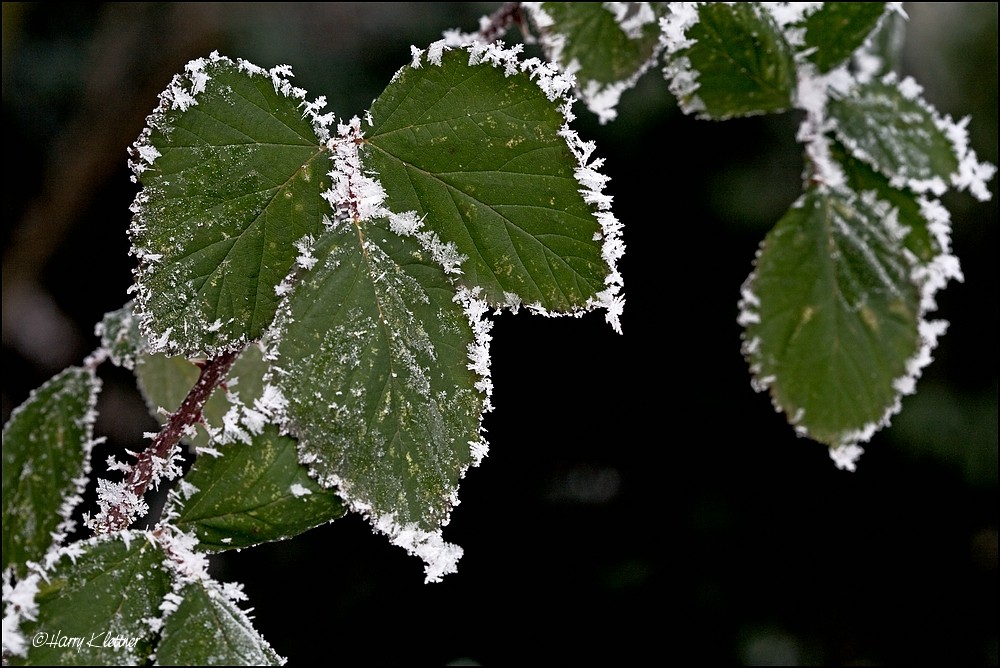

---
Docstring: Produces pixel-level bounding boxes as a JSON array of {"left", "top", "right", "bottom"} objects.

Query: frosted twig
[
  {"left": 479, "top": 2, "right": 528, "bottom": 43},
  {"left": 86, "top": 349, "right": 241, "bottom": 533}
]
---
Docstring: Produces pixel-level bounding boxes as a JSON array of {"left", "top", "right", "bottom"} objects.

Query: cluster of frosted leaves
[
  {"left": 3, "top": 533, "right": 282, "bottom": 665},
  {"left": 1, "top": 307, "right": 315, "bottom": 664},
  {"left": 642, "top": 1, "right": 996, "bottom": 462},
  {"left": 522, "top": 2, "right": 666, "bottom": 123},
  {"left": 518, "top": 3, "right": 892, "bottom": 131},
  {"left": 127, "top": 44, "right": 621, "bottom": 578}
]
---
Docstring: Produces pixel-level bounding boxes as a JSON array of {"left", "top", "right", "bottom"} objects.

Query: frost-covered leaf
[
  {"left": 95, "top": 302, "right": 146, "bottom": 370},
  {"left": 272, "top": 220, "right": 486, "bottom": 581},
  {"left": 362, "top": 45, "right": 618, "bottom": 315},
  {"left": 739, "top": 186, "right": 923, "bottom": 451},
  {"left": 129, "top": 52, "right": 333, "bottom": 358},
  {"left": 527, "top": 2, "right": 663, "bottom": 123},
  {"left": 851, "top": 6, "right": 908, "bottom": 80},
  {"left": 801, "top": 2, "right": 888, "bottom": 73},
  {"left": 135, "top": 343, "right": 269, "bottom": 450},
  {"left": 2, "top": 367, "right": 100, "bottom": 578},
  {"left": 661, "top": 2, "right": 795, "bottom": 119},
  {"left": 7, "top": 534, "right": 170, "bottom": 666},
  {"left": 831, "top": 140, "right": 937, "bottom": 264},
  {"left": 828, "top": 75, "right": 960, "bottom": 194},
  {"left": 168, "top": 424, "right": 345, "bottom": 552},
  {"left": 154, "top": 579, "right": 283, "bottom": 665}
]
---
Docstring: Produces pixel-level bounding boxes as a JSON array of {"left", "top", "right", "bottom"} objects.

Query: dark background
[{"left": 3, "top": 3, "right": 996, "bottom": 665}]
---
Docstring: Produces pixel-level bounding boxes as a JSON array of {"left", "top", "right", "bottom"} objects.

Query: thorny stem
[
  {"left": 96, "top": 348, "right": 241, "bottom": 533},
  {"left": 480, "top": 2, "right": 529, "bottom": 43}
]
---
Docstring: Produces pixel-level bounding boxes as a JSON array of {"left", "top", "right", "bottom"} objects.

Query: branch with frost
[
  {"left": 443, "top": 1, "right": 530, "bottom": 46},
  {"left": 85, "top": 350, "right": 241, "bottom": 533}
]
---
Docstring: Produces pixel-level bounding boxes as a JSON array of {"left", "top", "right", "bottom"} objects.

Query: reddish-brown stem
[
  {"left": 480, "top": 2, "right": 527, "bottom": 43},
  {"left": 101, "top": 348, "right": 241, "bottom": 532}
]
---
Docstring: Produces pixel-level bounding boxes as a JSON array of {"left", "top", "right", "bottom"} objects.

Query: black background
[{"left": 3, "top": 3, "right": 996, "bottom": 665}]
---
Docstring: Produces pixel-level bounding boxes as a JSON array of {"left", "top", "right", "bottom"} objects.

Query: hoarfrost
[
  {"left": 427, "top": 39, "right": 448, "bottom": 66},
  {"left": 762, "top": 1, "right": 821, "bottom": 31},
  {"left": 240, "top": 406, "right": 267, "bottom": 436},
  {"left": 897, "top": 75, "right": 923, "bottom": 100},
  {"left": 254, "top": 384, "right": 289, "bottom": 422},
  {"left": 176, "top": 479, "right": 200, "bottom": 500},
  {"left": 589, "top": 288, "right": 625, "bottom": 335},
  {"left": 829, "top": 444, "right": 865, "bottom": 472},
  {"left": 410, "top": 45, "right": 425, "bottom": 69},
  {"left": 658, "top": 4, "right": 706, "bottom": 115},
  {"left": 220, "top": 580, "right": 248, "bottom": 603},
  {"left": 388, "top": 210, "right": 423, "bottom": 237},
  {"left": 736, "top": 283, "right": 761, "bottom": 326},
  {"left": 295, "top": 235, "right": 318, "bottom": 270},
  {"left": 660, "top": 2, "right": 700, "bottom": 53},
  {"left": 468, "top": 438, "right": 489, "bottom": 467},
  {"left": 607, "top": 1, "right": 658, "bottom": 38},
  {"left": 325, "top": 116, "right": 387, "bottom": 225},
  {"left": 2, "top": 570, "right": 41, "bottom": 658},
  {"left": 388, "top": 211, "right": 468, "bottom": 276},
  {"left": 157, "top": 526, "right": 211, "bottom": 584},
  {"left": 941, "top": 115, "right": 997, "bottom": 202},
  {"left": 220, "top": 405, "right": 250, "bottom": 445},
  {"left": 373, "top": 514, "right": 463, "bottom": 584},
  {"left": 793, "top": 62, "right": 847, "bottom": 189},
  {"left": 455, "top": 287, "right": 494, "bottom": 407},
  {"left": 289, "top": 483, "right": 312, "bottom": 498},
  {"left": 150, "top": 528, "right": 283, "bottom": 663},
  {"left": 135, "top": 143, "right": 161, "bottom": 167},
  {"left": 84, "top": 479, "right": 149, "bottom": 533}
]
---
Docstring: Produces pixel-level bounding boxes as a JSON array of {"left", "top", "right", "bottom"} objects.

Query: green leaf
[
  {"left": 739, "top": 186, "right": 921, "bottom": 448},
  {"left": 169, "top": 424, "right": 345, "bottom": 552},
  {"left": 831, "top": 140, "right": 938, "bottom": 264},
  {"left": 362, "top": 46, "right": 612, "bottom": 312},
  {"left": 129, "top": 53, "right": 332, "bottom": 357},
  {"left": 154, "top": 580, "right": 283, "bottom": 665},
  {"left": 802, "top": 2, "right": 887, "bottom": 73},
  {"left": 2, "top": 367, "right": 100, "bottom": 578},
  {"left": 664, "top": 2, "right": 795, "bottom": 119},
  {"left": 272, "top": 220, "right": 485, "bottom": 561},
  {"left": 95, "top": 302, "right": 146, "bottom": 370},
  {"left": 10, "top": 535, "right": 170, "bottom": 666},
  {"left": 855, "top": 7, "right": 908, "bottom": 79},
  {"left": 829, "top": 77, "right": 961, "bottom": 191},
  {"left": 532, "top": 2, "right": 663, "bottom": 122}
]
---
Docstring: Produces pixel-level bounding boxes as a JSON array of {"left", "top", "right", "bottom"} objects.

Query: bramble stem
[
  {"left": 96, "top": 349, "right": 241, "bottom": 533},
  {"left": 480, "top": 2, "right": 527, "bottom": 43}
]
